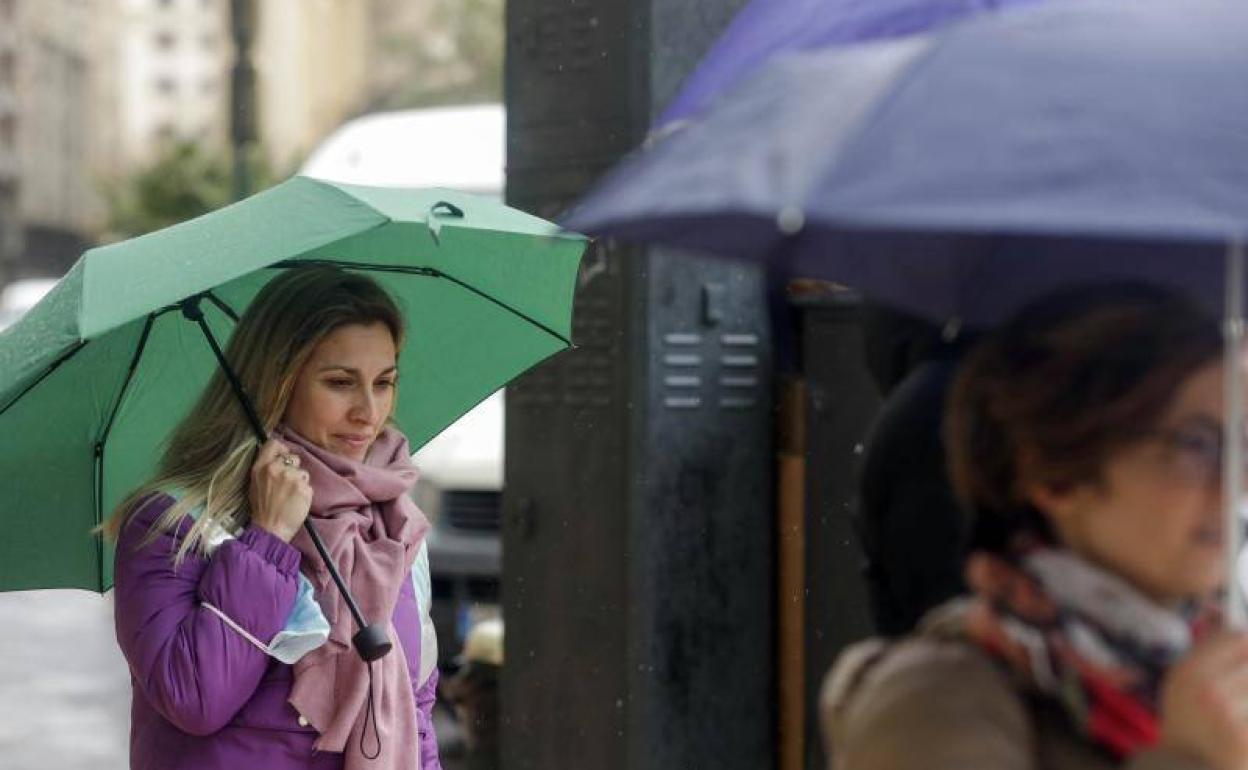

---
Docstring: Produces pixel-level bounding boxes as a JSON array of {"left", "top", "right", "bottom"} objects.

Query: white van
[
  {"left": 302, "top": 104, "right": 505, "bottom": 664},
  {"left": 302, "top": 104, "right": 504, "bottom": 197},
  {"left": 0, "top": 278, "right": 59, "bottom": 332}
]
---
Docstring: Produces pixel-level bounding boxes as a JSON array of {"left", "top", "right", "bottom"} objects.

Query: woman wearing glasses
[{"left": 823, "top": 284, "right": 1248, "bottom": 770}]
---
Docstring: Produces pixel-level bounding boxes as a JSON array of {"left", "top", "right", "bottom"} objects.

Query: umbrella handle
[{"left": 180, "top": 296, "right": 392, "bottom": 662}]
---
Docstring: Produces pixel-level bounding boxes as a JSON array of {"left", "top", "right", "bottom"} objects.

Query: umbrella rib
[
  {"left": 0, "top": 340, "right": 89, "bottom": 419},
  {"left": 96, "top": 313, "right": 157, "bottom": 462},
  {"left": 91, "top": 313, "right": 156, "bottom": 590},
  {"left": 271, "top": 259, "right": 572, "bottom": 346},
  {"left": 205, "top": 291, "right": 240, "bottom": 322},
  {"left": 435, "top": 270, "right": 571, "bottom": 346}
]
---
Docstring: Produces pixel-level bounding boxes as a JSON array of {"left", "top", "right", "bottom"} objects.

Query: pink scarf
[{"left": 276, "top": 425, "right": 430, "bottom": 770}]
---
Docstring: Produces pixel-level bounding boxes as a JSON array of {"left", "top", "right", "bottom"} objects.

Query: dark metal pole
[
  {"left": 229, "top": 0, "right": 257, "bottom": 202},
  {"left": 180, "top": 296, "right": 392, "bottom": 662}
]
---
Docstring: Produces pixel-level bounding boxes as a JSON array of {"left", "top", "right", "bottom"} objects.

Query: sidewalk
[{"left": 0, "top": 590, "right": 130, "bottom": 770}]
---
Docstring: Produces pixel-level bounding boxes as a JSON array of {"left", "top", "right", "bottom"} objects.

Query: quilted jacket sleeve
[
  {"left": 113, "top": 493, "right": 301, "bottom": 736},
  {"left": 417, "top": 666, "right": 442, "bottom": 770}
]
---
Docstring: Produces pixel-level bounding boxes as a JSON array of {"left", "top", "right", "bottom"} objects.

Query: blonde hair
[{"left": 102, "top": 264, "right": 405, "bottom": 563}]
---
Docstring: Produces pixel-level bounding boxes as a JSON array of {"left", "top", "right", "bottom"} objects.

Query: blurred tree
[
  {"left": 103, "top": 142, "right": 275, "bottom": 239},
  {"left": 368, "top": 0, "right": 503, "bottom": 110}
]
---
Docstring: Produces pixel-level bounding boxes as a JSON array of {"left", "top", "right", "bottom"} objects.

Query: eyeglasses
[{"left": 1142, "top": 420, "right": 1248, "bottom": 487}]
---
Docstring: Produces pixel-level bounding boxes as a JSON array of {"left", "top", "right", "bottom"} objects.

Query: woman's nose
[{"left": 350, "top": 389, "right": 378, "bottom": 423}]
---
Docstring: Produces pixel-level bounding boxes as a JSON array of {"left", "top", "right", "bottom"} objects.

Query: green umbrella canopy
[{"left": 0, "top": 176, "right": 586, "bottom": 593}]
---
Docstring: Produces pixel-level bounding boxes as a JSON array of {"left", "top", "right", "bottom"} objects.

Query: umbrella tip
[{"left": 776, "top": 206, "right": 805, "bottom": 236}]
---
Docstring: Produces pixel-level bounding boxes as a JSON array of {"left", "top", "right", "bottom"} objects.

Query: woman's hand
[
  {"left": 1159, "top": 632, "right": 1248, "bottom": 770},
  {"left": 248, "top": 439, "right": 312, "bottom": 542}
]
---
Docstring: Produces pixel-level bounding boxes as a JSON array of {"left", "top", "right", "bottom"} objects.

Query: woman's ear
[
  {"left": 1027, "top": 482, "right": 1069, "bottom": 520},
  {"left": 1025, "top": 479, "right": 1087, "bottom": 536}
]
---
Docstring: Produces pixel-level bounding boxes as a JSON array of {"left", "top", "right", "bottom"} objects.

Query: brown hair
[
  {"left": 102, "top": 264, "right": 405, "bottom": 560},
  {"left": 946, "top": 283, "right": 1222, "bottom": 552}
]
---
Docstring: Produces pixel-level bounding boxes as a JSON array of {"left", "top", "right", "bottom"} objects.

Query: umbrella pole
[
  {"left": 180, "top": 297, "right": 392, "bottom": 662},
  {"left": 1225, "top": 239, "right": 1246, "bottom": 628}
]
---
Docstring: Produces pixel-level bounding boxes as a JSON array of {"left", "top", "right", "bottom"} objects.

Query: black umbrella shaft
[{"left": 181, "top": 298, "right": 371, "bottom": 633}]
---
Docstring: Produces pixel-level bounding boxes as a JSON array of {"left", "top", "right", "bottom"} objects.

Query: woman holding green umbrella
[{"left": 107, "top": 266, "right": 441, "bottom": 770}]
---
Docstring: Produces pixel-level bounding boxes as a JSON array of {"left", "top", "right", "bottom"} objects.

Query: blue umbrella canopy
[
  {"left": 658, "top": 0, "right": 1042, "bottom": 128},
  {"left": 568, "top": 0, "right": 1248, "bottom": 621},
  {"left": 568, "top": 0, "right": 1248, "bottom": 324}
]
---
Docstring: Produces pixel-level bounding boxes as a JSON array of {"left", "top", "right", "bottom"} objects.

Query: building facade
[
  {"left": 253, "top": 0, "right": 370, "bottom": 171},
  {"left": 0, "top": 0, "right": 20, "bottom": 282},
  {"left": 7, "top": 0, "right": 107, "bottom": 278},
  {"left": 0, "top": 0, "right": 384, "bottom": 283},
  {"left": 114, "top": 0, "right": 230, "bottom": 168}
]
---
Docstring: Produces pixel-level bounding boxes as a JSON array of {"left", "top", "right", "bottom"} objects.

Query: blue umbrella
[
  {"left": 568, "top": 0, "right": 1248, "bottom": 323},
  {"left": 658, "top": 0, "right": 1043, "bottom": 129},
  {"left": 566, "top": 0, "right": 1248, "bottom": 617}
]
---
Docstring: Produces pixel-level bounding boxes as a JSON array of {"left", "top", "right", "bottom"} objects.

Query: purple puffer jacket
[{"left": 113, "top": 493, "right": 441, "bottom": 770}]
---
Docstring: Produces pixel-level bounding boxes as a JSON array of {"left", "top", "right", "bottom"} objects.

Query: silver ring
[{"left": 281, "top": 455, "right": 296, "bottom": 467}]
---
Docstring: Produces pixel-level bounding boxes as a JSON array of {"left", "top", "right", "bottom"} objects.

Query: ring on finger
[{"left": 281, "top": 454, "right": 297, "bottom": 467}]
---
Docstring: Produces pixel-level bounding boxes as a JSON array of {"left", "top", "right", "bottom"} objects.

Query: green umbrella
[{"left": 0, "top": 175, "right": 586, "bottom": 597}]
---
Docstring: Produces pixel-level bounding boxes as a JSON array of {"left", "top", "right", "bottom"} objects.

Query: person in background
[
  {"left": 823, "top": 284, "right": 1248, "bottom": 770},
  {"left": 855, "top": 303, "right": 973, "bottom": 635}
]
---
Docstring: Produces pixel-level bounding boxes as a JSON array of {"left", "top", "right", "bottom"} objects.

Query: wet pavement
[{"left": 0, "top": 590, "right": 130, "bottom": 770}]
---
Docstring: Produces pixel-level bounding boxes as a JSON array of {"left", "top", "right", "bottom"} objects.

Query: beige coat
[{"left": 820, "top": 634, "right": 1209, "bottom": 770}]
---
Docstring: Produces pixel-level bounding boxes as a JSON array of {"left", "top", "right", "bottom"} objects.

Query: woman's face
[
  {"left": 283, "top": 322, "right": 398, "bottom": 462},
  {"left": 1033, "top": 357, "right": 1235, "bottom": 604}
]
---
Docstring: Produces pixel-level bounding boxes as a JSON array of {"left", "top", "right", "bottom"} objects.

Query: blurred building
[
  {"left": 5, "top": 0, "right": 113, "bottom": 279},
  {"left": 253, "top": 0, "right": 370, "bottom": 171},
  {"left": 113, "top": 0, "right": 230, "bottom": 168},
  {"left": 0, "top": 0, "right": 401, "bottom": 284},
  {"left": 0, "top": 0, "right": 20, "bottom": 282},
  {"left": 364, "top": 0, "right": 503, "bottom": 111}
]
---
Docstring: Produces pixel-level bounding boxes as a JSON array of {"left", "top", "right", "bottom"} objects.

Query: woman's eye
[
  {"left": 327, "top": 379, "right": 353, "bottom": 389},
  {"left": 1173, "top": 430, "right": 1220, "bottom": 460},
  {"left": 376, "top": 380, "right": 396, "bottom": 390}
]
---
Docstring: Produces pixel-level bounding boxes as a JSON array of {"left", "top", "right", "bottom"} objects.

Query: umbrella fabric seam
[
  {"left": 815, "top": 35, "right": 950, "bottom": 201},
  {"left": 0, "top": 340, "right": 88, "bottom": 419},
  {"left": 433, "top": 220, "right": 585, "bottom": 243},
  {"left": 272, "top": 258, "right": 573, "bottom": 347}
]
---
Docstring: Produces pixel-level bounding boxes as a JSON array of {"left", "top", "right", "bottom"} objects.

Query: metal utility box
[{"left": 503, "top": 1, "right": 771, "bottom": 769}]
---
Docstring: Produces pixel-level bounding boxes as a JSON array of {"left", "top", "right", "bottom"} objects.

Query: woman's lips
[{"left": 335, "top": 434, "right": 371, "bottom": 449}]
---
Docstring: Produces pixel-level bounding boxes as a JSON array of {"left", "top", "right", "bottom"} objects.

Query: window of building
[
  {"left": 157, "top": 0, "right": 176, "bottom": 9},
  {"left": 154, "top": 123, "right": 177, "bottom": 143},
  {"left": 155, "top": 77, "right": 177, "bottom": 96},
  {"left": 200, "top": 32, "right": 218, "bottom": 51},
  {"left": 0, "top": 0, "right": 14, "bottom": 22},
  {"left": 155, "top": 31, "right": 177, "bottom": 51}
]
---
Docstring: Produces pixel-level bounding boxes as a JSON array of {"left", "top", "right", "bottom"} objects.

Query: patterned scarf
[
  {"left": 276, "top": 425, "right": 430, "bottom": 770},
  {"left": 930, "top": 540, "right": 1219, "bottom": 759}
]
